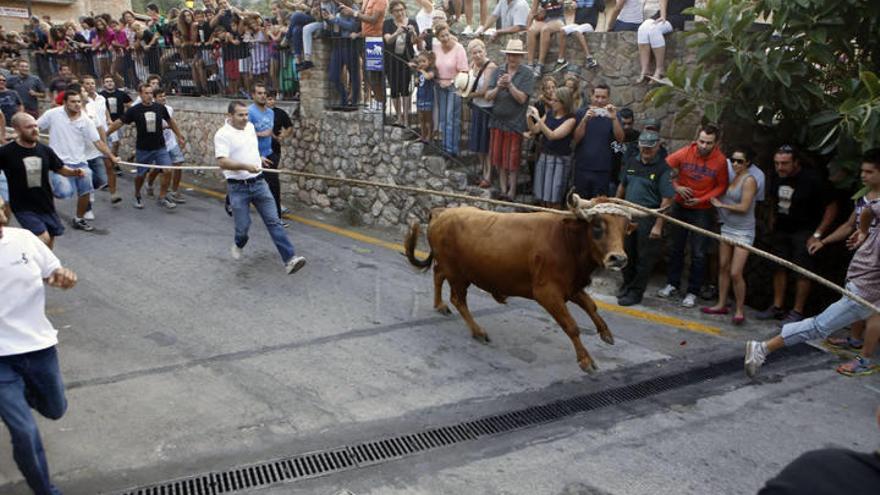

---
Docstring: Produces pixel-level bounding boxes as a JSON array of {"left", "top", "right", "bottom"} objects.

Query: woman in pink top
[
  {"left": 92, "top": 17, "right": 114, "bottom": 81},
  {"left": 432, "top": 22, "right": 468, "bottom": 157}
]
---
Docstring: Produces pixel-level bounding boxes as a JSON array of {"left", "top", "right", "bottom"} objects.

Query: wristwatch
[{"left": 812, "top": 232, "right": 822, "bottom": 239}]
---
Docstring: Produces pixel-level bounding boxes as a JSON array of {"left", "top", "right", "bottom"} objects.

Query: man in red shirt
[{"left": 657, "top": 124, "right": 728, "bottom": 307}]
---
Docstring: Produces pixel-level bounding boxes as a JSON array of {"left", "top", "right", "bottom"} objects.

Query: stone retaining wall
[{"left": 122, "top": 31, "right": 703, "bottom": 229}]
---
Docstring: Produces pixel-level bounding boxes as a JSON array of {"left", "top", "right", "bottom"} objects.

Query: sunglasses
[
  {"left": 730, "top": 158, "right": 746, "bottom": 164},
  {"left": 776, "top": 144, "right": 795, "bottom": 153}
]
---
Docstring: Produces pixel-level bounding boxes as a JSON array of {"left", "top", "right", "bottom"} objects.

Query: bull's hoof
[
  {"left": 599, "top": 332, "right": 615, "bottom": 345},
  {"left": 472, "top": 333, "right": 491, "bottom": 345},
  {"left": 435, "top": 304, "right": 452, "bottom": 315},
  {"left": 578, "top": 359, "right": 598, "bottom": 373}
]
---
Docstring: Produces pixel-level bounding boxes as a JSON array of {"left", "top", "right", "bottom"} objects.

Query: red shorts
[
  {"left": 224, "top": 60, "right": 240, "bottom": 80},
  {"left": 490, "top": 128, "right": 523, "bottom": 171}
]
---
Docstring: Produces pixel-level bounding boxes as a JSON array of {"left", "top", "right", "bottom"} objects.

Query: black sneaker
[
  {"left": 552, "top": 59, "right": 569, "bottom": 73},
  {"left": 71, "top": 218, "right": 95, "bottom": 232},
  {"left": 617, "top": 290, "right": 643, "bottom": 307},
  {"left": 755, "top": 305, "right": 786, "bottom": 320},
  {"left": 586, "top": 57, "right": 599, "bottom": 69}
]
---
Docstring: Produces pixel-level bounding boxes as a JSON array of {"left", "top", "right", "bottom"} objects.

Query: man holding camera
[{"left": 572, "top": 83, "right": 625, "bottom": 199}]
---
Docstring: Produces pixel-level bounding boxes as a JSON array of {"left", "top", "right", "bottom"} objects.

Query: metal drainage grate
[
  {"left": 118, "top": 448, "right": 354, "bottom": 495},
  {"left": 115, "top": 346, "right": 816, "bottom": 495}
]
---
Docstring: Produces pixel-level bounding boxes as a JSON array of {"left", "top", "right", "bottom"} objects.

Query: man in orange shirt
[
  {"left": 657, "top": 124, "right": 728, "bottom": 307},
  {"left": 341, "top": 0, "right": 387, "bottom": 109}
]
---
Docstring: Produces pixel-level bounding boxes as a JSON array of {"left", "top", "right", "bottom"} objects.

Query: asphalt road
[{"left": 1, "top": 180, "right": 877, "bottom": 495}]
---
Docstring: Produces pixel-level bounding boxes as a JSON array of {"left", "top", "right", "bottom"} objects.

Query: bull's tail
[{"left": 404, "top": 222, "right": 434, "bottom": 271}]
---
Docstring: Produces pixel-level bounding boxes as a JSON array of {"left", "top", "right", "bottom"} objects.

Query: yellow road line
[
  {"left": 594, "top": 300, "right": 724, "bottom": 336},
  {"left": 182, "top": 180, "right": 724, "bottom": 337}
]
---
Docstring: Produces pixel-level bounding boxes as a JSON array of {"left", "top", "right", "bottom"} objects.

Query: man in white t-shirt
[
  {"left": 37, "top": 84, "right": 119, "bottom": 232},
  {"left": 214, "top": 101, "right": 306, "bottom": 275},
  {"left": 474, "top": 0, "right": 529, "bottom": 39},
  {"left": 0, "top": 194, "right": 78, "bottom": 495},
  {"left": 82, "top": 75, "right": 121, "bottom": 214}
]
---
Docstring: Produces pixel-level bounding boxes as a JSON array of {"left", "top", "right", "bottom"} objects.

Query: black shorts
[
  {"left": 575, "top": 6, "right": 600, "bottom": 27},
  {"left": 769, "top": 230, "right": 815, "bottom": 271}
]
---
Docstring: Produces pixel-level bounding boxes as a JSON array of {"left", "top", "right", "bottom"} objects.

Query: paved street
[{"left": 1, "top": 180, "right": 878, "bottom": 495}]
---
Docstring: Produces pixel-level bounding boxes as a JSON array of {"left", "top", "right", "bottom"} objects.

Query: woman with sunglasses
[{"left": 702, "top": 146, "right": 758, "bottom": 325}]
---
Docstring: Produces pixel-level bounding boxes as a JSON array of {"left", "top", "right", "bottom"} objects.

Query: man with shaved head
[{"left": 0, "top": 112, "right": 87, "bottom": 249}]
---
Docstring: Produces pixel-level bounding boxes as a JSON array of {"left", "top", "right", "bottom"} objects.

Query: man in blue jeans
[
  {"left": 0, "top": 194, "right": 78, "bottom": 495},
  {"left": 214, "top": 101, "right": 306, "bottom": 275}
]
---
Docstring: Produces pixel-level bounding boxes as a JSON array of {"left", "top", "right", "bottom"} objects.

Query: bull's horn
[{"left": 566, "top": 189, "right": 580, "bottom": 209}]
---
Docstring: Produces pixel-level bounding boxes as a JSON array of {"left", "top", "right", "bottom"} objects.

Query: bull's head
[{"left": 567, "top": 192, "right": 644, "bottom": 271}]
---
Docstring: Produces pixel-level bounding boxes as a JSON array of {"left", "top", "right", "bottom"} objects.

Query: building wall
[{"left": 0, "top": 0, "right": 133, "bottom": 32}]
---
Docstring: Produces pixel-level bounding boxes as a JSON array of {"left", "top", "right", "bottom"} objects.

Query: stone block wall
[
  {"left": 119, "top": 97, "right": 486, "bottom": 229},
  {"left": 112, "top": 30, "right": 706, "bottom": 230}
]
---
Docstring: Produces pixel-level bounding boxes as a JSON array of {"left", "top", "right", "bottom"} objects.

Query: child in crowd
[
  {"left": 562, "top": 71, "right": 582, "bottom": 109},
  {"left": 411, "top": 51, "right": 436, "bottom": 144}
]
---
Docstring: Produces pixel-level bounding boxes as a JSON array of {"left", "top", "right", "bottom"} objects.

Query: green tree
[{"left": 649, "top": 0, "right": 880, "bottom": 185}]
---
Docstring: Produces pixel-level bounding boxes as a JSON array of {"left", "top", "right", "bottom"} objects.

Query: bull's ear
[{"left": 627, "top": 222, "right": 638, "bottom": 235}]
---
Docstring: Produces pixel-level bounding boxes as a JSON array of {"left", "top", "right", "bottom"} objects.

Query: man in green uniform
[{"left": 615, "top": 130, "right": 675, "bottom": 306}]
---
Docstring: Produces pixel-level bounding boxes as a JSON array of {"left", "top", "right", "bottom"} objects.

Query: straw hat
[
  {"left": 454, "top": 71, "right": 475, "bottom": 98},
  {"left": 500, "top": 39, "right": 527, "bottom": 55}
]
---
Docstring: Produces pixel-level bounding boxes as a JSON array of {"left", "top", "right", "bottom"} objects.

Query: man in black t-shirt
[
  {"left": 756, "top": 146, "right": 839, "bottom": 324},
  {"left": 48, "top": 64, "right": 73, "bottom": 103},
  {"left": 0, "top": 113, "right": 87, "bottom": 248},
  {"left": 266, "top": 93, "right": 293, "bottom": 219},
  {"left": 107, "top": 84, "right": 186, "bottom": 210},
  {"left": 99, "top": 75, "right": 133, "bottom": 160}
]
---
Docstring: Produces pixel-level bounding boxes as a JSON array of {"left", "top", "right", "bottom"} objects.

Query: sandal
[
  {"left": 826, "top": 336, "right": 863, "bottom": 350},
  {"left": 701, "top": 306, "right": 729, "bottom": 315},
  {"left": 836, "top": 357, "right": 879, "bottom": 377},
  {"left": 732, "top": 315, "right": 746, "bottom": 326}
]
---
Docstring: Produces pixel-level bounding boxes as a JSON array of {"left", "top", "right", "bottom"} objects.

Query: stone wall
[
  {"left": 124, "top": 30, "right": 703, "bottom": 229},
  {"left": 118, "top": 97, "right": 485, "bottom": 228}
]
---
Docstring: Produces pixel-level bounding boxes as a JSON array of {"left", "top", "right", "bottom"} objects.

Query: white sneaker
[
  {"left": 681, "top": 293, "right": 698, "bottom": 308},
  {"left": 231, "top": 244, "right": 242, "bottom": 260},
  {"left": 285, "top": 255, "right": 306, "bottom": 275},
  {"left": 744, "top": 341, "right": 767, "bottom": 378},
  {"left": 462, "top": 25, "right": 474, "bottom": 35},
  {"left": 657, "top": 284, "right": 678, "bottom": 298},
  {"left": 84, "top": 209, "right": 95, "bottom": 220}
]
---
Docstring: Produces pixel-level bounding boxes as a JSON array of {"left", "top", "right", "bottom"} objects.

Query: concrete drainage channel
[{"left": 112, "top": 345, "right": 817, "bottom": 495}]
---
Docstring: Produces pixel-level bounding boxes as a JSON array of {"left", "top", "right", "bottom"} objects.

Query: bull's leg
[
  {"left": 433, "top": 267, "right": 451, "bottom": 315},
  {"left": 570, "top": 290, "right": 614, "bottom": 345},
  {"left": 536, "top": 288, "right": 597, "bottom": 373},
  {"left": 449, "top": 283, "right": 491, "bottom": 344}
]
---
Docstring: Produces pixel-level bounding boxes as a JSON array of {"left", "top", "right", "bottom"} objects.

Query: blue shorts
[
  {"left": 50, "top": 163, "right": 93, "bottom": 199},
  {"left": 0, "top": 172, "right": 8, "bottom": 201},
  {"left": 88, "top": 156, "right": 108, "bottom": 189},
  {"left": 167, "top": 143, "right": 185, "bottom": 164},
  {"left": 15, "top": 210, "right": 65, "bottom": 237},
  {"left": 135, "top": 148, "right": 172, "bottom": 176}
]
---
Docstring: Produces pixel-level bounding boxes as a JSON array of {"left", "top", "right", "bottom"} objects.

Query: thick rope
[{"left": 10, "top": 127, "right": 877, "bottom": 314}]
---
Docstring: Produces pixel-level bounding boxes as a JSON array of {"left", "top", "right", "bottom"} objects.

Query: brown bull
[{"left": 405, "top": 195, "right": 643, "bottom": 372}]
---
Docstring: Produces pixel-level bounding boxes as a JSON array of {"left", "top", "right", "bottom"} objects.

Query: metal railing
[{"left": 26, "top": 41, "right": 300, "bottom": 100}]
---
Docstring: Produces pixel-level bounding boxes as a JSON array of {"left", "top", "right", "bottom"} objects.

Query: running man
[
  {"left": 214, "top": 101, "right": 306, "bottom": 275},
  {"left": 82, "top": 75, "right": 122, "bottom": 212},
  {"left": 106, "top": 83, "right": 186, "bottom": 210},
  {"left": 0, "top": 193, "right": 78, "bottom": 495},
  {"left": 146, "top": 88, "right": 187, "bottom": 204},
  {"left": 0, "top": 112, "right": 89, "bottom": 248},
  {"left": 37, "top": 84, "right": 119, "bottom": 231},
  {"left": 99, "top": 75, "right": 132, "bottom": 174}
]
